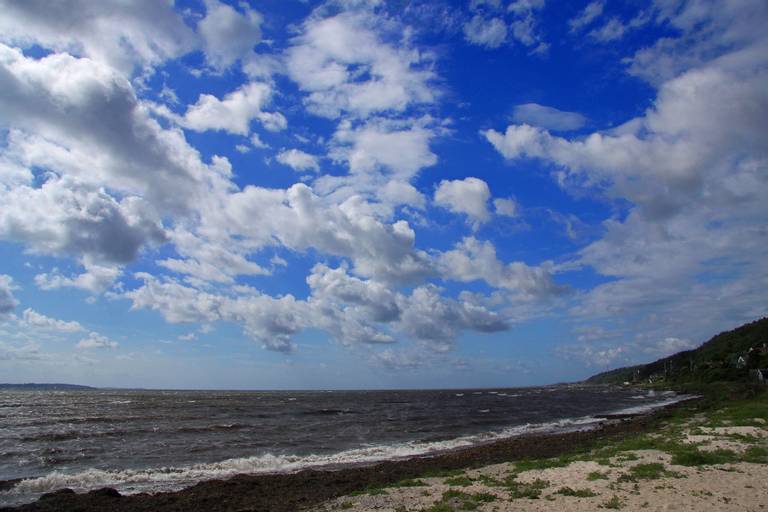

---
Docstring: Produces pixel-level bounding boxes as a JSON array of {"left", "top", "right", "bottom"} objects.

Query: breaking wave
[{"left": 1, "top": 394, "right": 693, "bottom": 505}]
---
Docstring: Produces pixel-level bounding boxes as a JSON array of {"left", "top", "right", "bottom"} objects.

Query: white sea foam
[
  {"left": 1, "top": 393, "right": 695, "bottom": 504},
  {"left": 607, "top": 395, "right": 693, "bottom": 415}
]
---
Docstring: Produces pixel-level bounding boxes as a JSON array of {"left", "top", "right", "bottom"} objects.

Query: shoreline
[
  {"left": 315, "top": 392, "right": 768, "bottom": 512},
  {"left": 0, "top": 397, "right": 697, "bottom": 512},
  {"left": 0, "top": 392, "right": 690, "bottom": 499}
]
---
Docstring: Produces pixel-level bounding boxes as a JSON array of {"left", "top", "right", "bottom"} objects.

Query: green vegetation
[
  {"left": 418, "top": 490, "right": 497, "bottom": 511},
  {"left": 443, "top": 475, "right": 474, "bottom": 486},
  {"left": 414, "top": 392, "right": 766, "bottom": 493},
  {"left": 470, "top": 492, "right": 497, "bottom": 502},
  {"left": 421, "top": 504, "right": 454, "bottom": 512},
  {"left": 513, "top": 458, "right": 570, "bottom": 472},
  {"left": 670, "top": 447, "right": 739, "bottom": 466},
  {"left": 707, "top": 398, "right": 768, "bottom": 426},
  {"left": 389, "top": 324, "right": 768, "bottom": 511},
  {"left": 494, "top": 395, "right": 766, "bottom": 473},
  {"left": 445, "top": 471, "right": 549, "bottom": 500},
  {"left": 349, "top": 485, "right": 387, "bottom": 496},
  {"left": 389, "top": 479, "right": 429, "bottom": 488},
  {"left": 420, "top": 468, "right": 466, "bottom": 478},
  {"left": 507, "top": 478, "right": 549, "bottom": 499},
  {"left": 476, "top": 474, "right": 504, "bottom": 487},
  {"left": 600, "top": 495, "right": 625, "bottom": 509},
  {"left": 555, "top": 486, "right": 598, "bottom": 497},
  {"left": 743, "top": 445, "right": 768, "bottom": 463},
  {"left": 587, "top": 317, "right": 768, "bottom": 390},
  {"left": 617, "top": 463, "right": 682, "bottom": 482},
  {"left": 346, "top": 480, "right": 417, "bottom": 496}
]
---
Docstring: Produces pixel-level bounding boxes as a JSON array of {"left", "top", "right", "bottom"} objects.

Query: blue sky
[{"left": 0, "top": 0, "right": 766, "bottom": 389}]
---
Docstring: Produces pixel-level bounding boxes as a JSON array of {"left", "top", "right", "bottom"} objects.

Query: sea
[{"left": 0, "top": 385, "right": 688, "bottom": 506}]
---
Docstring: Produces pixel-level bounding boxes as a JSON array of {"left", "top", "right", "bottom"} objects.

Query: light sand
[{"left": 313, "top": 418, "right": 768, "bottom": 512}]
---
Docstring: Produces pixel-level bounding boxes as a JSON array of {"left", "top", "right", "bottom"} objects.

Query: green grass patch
[
  {"left": 670, "top": 447, "right": 739, "bottom": 466},
  {"left": 470, "top": 492, "right": 497, "bottom": 503},
  {"left": 444, "top": 475, "right": 474, "bottom": 486},
  {"left": 727, "top": 432, "right": 762, "bottom": 444},
  {"left": 389, "top": 478, "right": 429, "bottom": 488},
  {"left": 508, "top": 478, "right": 549, "bottom": 499},
  {"left": 706, "top": 398, "right": 768, "bottom": 427},
  {"left": 441, "top": 489, "right": 467, "bottom": 499},
  {"left": 349, "top": 485, "right": 387, "bottom": 496},
  {"left": 429, "top": 490, "right": 497, "bottom": 511},
  {"left": 421, "top": 503, "right": 454, "bottom": 512},
  {"left": 476, "top": 473, "right": 549, "bottom": 499},
  {"left": 588, "top": 435, "right": 662, "bottom": 461},
  {"left": 600, "top": 495, "right": 624, "bottom": 509},
  {"left": 743, "top": 445, "right": 768, "bottom": 463},
  {"left": 617, "top": 462, "right": 682, "bottom": 482},
  {"left": 476, "top": 474, "right": 504, "bottom": 487},
  {"left": 513, "top": 457, "right": 570, "bottom": 472},
  {"left": 413, "top": 393, "right": 766, "bottom": 511},
  {"left": 420, "top": 468, "right": 466, "bottom": 478},
  {"left": 555, "top": 486, "right": 598, "bottom": 497}
]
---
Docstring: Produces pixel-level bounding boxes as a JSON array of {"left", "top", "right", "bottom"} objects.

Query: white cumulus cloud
[
  {"left": 276, "top": 149, "right": 320, "bottom": 173},
  {"left": 0, "top": 275, "right": 17, "bottom": 319},
  {"left": 512, "top": 103, "right": 586, "bottom": 131},
  {"left": 286, "top": 10, "right": 436, "bottom": 119},
  {"left": 463, "top": 16, "right": 507, "bottom": 49},
  {"left": 22, "top": 308, "right": 84, "bottom": 332},
  {"left": 434, "top": 177, "right": 492, "bottom": 226},
  {"left": 181, "top": 82, "right": 285, "bottom": 135},
  {"left": 77, "top": 332, "right": 118, "bottom": 350}
]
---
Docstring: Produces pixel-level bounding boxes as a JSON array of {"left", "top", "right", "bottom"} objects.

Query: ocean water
[{"left": 0, "top": 386, "right": 685, "bottom": 506}]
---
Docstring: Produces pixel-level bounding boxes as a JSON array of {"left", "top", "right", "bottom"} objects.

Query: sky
[{"left": 0, "top": 0, "right": 766, "bottom": 390}]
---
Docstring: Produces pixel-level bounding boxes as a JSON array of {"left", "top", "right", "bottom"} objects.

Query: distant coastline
[{"left": 0, "top": 383, "right": 96, "bottom": 391}]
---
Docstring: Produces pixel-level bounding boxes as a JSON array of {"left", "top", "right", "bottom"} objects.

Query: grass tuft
[
  {"left": 427, "top": 490, "right": 497, "bottom": 511},
  {"left": 617, "top": 463, "right": 683, "bottom": 482},
  {"left": 670, "top": 447, "right": 739, "bottom": 466},
  {"left": 555, "top": 486, "right": 598, "bottom": 497},
  {"left": 508, "top": 478, "right": 549, "bottom": 499},
  {"left": 389, "top": 479, "right": 429, "bottom": 488},
  {"left": 600, "top": 495, "right": 625, "bottom": 509},
  {"left": 587, "top": 471, "right": 610, "bottom": 481},
  {"left": 349, "top": 486, "right": 387, "bottom": 496},
  {"left": 444, "top": 475, "right": 474, "bottom": 486},
  {"left": 513, "top": 458, "right": 570, "bottom": 472}
]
